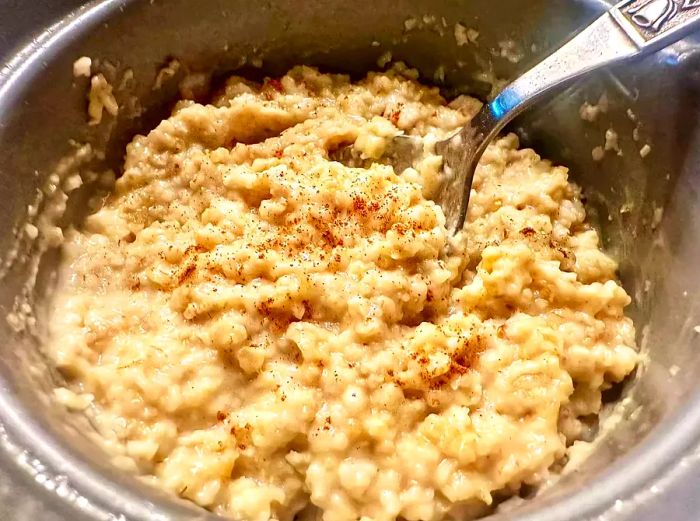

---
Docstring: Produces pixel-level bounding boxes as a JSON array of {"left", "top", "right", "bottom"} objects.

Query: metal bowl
[{"left": 1, "top": 1, "right": 699, "bottom": 520}]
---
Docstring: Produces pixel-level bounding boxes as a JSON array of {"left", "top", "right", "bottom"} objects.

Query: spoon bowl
[{"left": 340, "top": 0, "right": 700, "bottom": 233}]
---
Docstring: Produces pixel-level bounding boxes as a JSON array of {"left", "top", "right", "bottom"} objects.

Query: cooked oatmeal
[{"left": 48, "top": 66, "right": 638, "bottom": 521}]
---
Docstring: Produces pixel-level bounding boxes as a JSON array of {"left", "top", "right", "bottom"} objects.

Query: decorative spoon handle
[
  {"left": 491, "top": 0, "right": 700, "bottom": 124},
  {"left": 618, "top": 0, "right": 700, "bottom": 47},
  {"left": 438, "top": 0, "right": 700, "bottom": 233}
]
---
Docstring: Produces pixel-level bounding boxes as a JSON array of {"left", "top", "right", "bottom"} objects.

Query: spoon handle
[
  {"left": 617, "top": 0, "right": 700, "bottom": 49},
  {"left": 439, "top": 0, "right": 700, "bottom": 234},
  {"left": 489, "top": 0, "right": 700, "bottom": 122}
]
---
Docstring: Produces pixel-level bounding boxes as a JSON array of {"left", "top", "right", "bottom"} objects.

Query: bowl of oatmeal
[{"left": 0, "top": 1, "right": 699, "bottom": 521}]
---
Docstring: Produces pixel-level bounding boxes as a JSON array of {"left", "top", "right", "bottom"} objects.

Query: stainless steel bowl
[{"left": 1, "top": 1, "right": 699, "bottom": 520}]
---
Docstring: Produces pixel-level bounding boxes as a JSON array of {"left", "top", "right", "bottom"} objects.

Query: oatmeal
[{"left": 48, "top": 66, "right": 638, "bottom": 521}]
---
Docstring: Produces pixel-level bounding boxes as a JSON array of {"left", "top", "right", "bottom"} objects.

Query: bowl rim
[{"left": 1, "top": 0, "right": 699, "bottom": 519}]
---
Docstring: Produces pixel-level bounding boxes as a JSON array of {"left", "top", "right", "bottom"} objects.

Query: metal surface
[
  {"left": 617, "top": 0, "right": 700, "bottom": 44},
  {"left": 0, "top": 0, "right": 699, "bottom": 520},
  {"left": 434, "top": 0, "right": 700, "bottom": 233}
]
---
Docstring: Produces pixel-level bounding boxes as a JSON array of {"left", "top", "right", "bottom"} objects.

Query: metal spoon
[{"left": 345, "top": 0, "right": 700, "bottom": 234}]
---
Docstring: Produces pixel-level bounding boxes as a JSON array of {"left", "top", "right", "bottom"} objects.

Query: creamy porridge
[{"left": 48, "top": 66, "right": 638, "bottom": 521}]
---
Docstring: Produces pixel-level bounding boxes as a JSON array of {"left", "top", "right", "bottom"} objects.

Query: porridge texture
[{"left": 49, "top": 66, "right": 638, "bottom": 521}]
